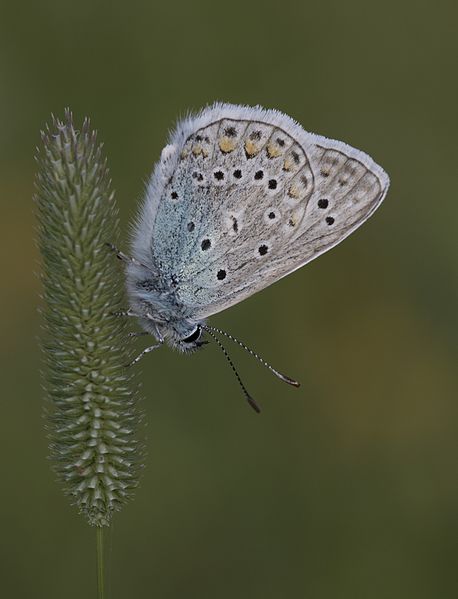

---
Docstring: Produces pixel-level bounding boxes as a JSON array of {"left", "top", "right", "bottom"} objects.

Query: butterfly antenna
[
  {"left": 204, "top": 327, "right": 261, "bottom": 414},
  {"left": 203, "top": 325, "right": 300, "bottom": 388}
]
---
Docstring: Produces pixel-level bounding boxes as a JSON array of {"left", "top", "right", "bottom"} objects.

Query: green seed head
[{"left": 35, "top": 110, "right": 144, "bottom": 527}]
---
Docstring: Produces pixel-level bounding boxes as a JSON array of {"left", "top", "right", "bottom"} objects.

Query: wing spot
[
  {"left": 214, "top": 170, "right": 224, "bottom": 181},
  {"left": 245, "top": 139, "right": 259, "bottom": 158},
  {"left": 320, "top": 169, "right": 330, "bottom": 178},
  {"left": 232, "top": 217, "right": 239, "bottom": 233},
  {"left": 250, "top": 130, "right": 262, "bottom": 140},
  {"left": 170, "top": 191, "right": 178, "bottom": 200},
  {"left": 192, "top": 171, "right": 203, "bottom": 181},
  {"left": 292, "top": 151, "right": 300, "bottom": 164},
  {"left": 254, "top": 170, "right": 264, "bottom": 180},
  {"left": 283, "top": 157, "right": 294, "bottom": 171},
  {"left": 201, "top": 239, "right": 211, "bottom": 250},
  {"left": 325, "top": 217, "right": 335, "bottom": 226},
  {"left": 217, "top": 269, "right": 226, "bottom": 281},
  {"left": 339, "top": 179, "right": 347, "bottom": 186},
  {"left": 264, "top": 208, "right": 280, "bottom": 224},
  {"left": 266, "top": 143, "right": 282, "bottom": 158},
  {"left": 258, "top": 244, "right": 268, "bottom": 256},
  {"left": 268, "top": 179, "right": 277, "bottom": 190},
  {"left": 318, "top": 198, "right": 329, "bottom": 209},
  {"left": 288, "top": 184, "right": 300, "bottom": 199},
  {"left": 276, "top": 137, "right": 285, "bottom": 146},
  {"left": 224, "top": 126, "right": 237, "bottom": 137},
  {"left": 192, "top": 145, "right": 208, "bottom": 158},
  {"left": 195, "top": 135, "right": 203, "bottom": 142},
  {"left": 187, "top": 222, "right": 195, "bottom": 232},
  {"left": 288, "top": 218, "right": 296, "bottom": 227},
  {"left": 219, "top": 137, "right": 237, "bottom": 153},
  {"left": 233, "top": 169, "right": 242, "bottom": 179}
]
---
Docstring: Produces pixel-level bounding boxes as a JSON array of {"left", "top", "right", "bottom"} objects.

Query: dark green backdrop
[{"left": 1, "top": 0, "right": 457, "bottom": 597}]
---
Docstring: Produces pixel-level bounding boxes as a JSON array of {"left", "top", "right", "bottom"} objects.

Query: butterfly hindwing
[{"left": 133, "top": 104, "right": 389, "bottom": 320}]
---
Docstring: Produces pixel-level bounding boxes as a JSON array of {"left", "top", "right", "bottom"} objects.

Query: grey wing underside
[{"left": 136, "top": 104, "right": 389, "bottom": 320}]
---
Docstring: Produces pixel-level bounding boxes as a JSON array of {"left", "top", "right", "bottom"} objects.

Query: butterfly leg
[
  {"left": 105, "top": 242, "right": 152, "bottom": 271},
  {"left": 127, "top": 331, "right": 149, "bottom": 338},
  {"left": 112, "top": 309, "right": 141, "bottom": 318},
  {"left": 127, "top": 341, "right": 163, "bottom": 367}
]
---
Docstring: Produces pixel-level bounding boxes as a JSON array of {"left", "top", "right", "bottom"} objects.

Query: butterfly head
[
  {"left": 174, "top": 323, "right": 207, "bottom": 353},
  {"left": 149, "top": 318, "right": 207, "bottom": 353}
]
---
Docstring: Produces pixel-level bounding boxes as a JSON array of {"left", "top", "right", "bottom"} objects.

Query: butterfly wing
[{"left": 132, "top": 103, "right": 389, "bottom": 320}]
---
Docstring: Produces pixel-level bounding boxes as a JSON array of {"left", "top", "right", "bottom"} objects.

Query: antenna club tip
[
  {"left": 280, "top": 374, "right": 301, "bottom": 387},
  {"left": 247, "top": 396, "right": 262, "bottom": 413}
]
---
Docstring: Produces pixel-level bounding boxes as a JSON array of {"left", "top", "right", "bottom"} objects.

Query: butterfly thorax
[{"left": 126, "top": 263, "right": 205, "bottom": 352}]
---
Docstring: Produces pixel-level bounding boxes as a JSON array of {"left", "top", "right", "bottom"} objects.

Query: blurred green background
[{"left": 1, "top": 0, "right": 457, "bottom": 597}]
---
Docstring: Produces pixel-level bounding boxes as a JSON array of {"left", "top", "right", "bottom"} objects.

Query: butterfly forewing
[{"left": 139, "top": 104, "right": 389, "bottom": 320}]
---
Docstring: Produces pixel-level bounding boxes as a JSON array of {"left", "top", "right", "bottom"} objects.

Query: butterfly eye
[{"left": 182, "top": 326, "right": 202, "bottom": 344}]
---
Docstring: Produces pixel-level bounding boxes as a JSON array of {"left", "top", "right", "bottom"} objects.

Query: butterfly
[{"left": 110, "top": 103, "right": 389, "bottom": 412}]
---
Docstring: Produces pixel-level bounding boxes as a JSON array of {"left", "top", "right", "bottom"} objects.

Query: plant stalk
[{"left": 96, "top": 526, "right": 105, "bottom": 599}]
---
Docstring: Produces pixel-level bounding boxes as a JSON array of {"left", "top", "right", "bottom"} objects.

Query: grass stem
[{"left": 96, "top": 526, "right": 105, "bottom": 599}]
